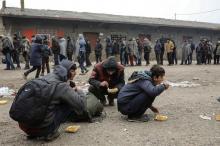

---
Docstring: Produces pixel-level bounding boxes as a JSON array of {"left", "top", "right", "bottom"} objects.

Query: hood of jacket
[
  {"left": 53, "top": 59, "right": 75, "bottom": 82},
  {"left": 102, "top": 56, "right": 117, "bottom": 69},
  {"left": 128, "top": 70, "right": 152, "bottom": 83}
]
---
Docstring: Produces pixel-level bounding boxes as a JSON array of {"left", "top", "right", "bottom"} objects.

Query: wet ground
[{"left": 0, "top": 62, "right": 220, "bottom": 146}]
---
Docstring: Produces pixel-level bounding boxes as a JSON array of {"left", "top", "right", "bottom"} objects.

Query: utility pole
[{"left": 174, "top": 13, "right": 176, "bottom": 20}]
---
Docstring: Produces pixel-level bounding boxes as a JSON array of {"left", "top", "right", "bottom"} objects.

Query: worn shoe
[
  {"left": 127, "top": 114, "right": 150, "bottom": 122},
  {"left": 108, "top": 98, "right": 114, "bottom": 106},
  {"left": 16, "top": 66, "right": 21, "bottom": 70},
  {"left": 100, "top": 99, "right": 107, "bottom": 106},
  {"left": 43, "top": 131, "right": 60, "bottom": 141},
  {"left": 23, "top": 73, "right": 27, "bottom": 80}
]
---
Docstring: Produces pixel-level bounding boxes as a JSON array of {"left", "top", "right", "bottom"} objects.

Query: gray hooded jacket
[{"left": 38, "top": 60, "right": 87, "bottom": 128}]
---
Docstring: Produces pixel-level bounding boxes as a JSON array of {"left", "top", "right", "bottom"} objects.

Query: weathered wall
[{"left": 2, "top": 17, "right": 220, "bottom": 60}]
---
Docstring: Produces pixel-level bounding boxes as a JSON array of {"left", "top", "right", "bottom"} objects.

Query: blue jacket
[
  {"left": 30, "top": 43, "right": 43, "bottom": 66},
  {"left": 117, "top": 71, "right": 165, "bottom": 104}
]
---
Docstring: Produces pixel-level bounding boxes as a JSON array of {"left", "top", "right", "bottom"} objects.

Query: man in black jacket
[{"left": 117, "top": 65, "right": 169, "bottom": 122}]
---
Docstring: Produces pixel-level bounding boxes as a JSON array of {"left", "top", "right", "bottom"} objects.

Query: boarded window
[{"left": 111, "top": 34, "right": 126, "bottom": 41}]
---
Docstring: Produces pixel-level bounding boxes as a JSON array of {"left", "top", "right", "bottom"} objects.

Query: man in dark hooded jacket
[
  {"left": 117, "top": 65, "right": 169, "bottom": 122},
  {"left": 23, "top": 36, "right": 44, "bottom": 79},
  {"left": 88, "top": 56, "right": 125, "bottom": 106},
  {"left": 17, "top": 60, "right": 90, "bottom": 141}
]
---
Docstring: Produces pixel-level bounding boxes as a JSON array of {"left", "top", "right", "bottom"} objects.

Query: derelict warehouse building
[{"left": 1, "top": 0, "right": 220, "bottom": 59}]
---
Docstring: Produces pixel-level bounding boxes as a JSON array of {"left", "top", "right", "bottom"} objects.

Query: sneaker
[
  {"left": 108, "top": 98, "right": 115, "bottom": 106},
  {"left": 43, "top": 131, "right": 60, "bottom": 141},
  {"left": 23, "top": 73, "right": 27, "bottom": 80},
  {"left": 85, "top": 69, "right": 89, "bottom": 73},
  {"left": 24, "top": 66, "right": 30, "bottom": 70},
  {"left": 217, "top": 97, "right": 220, "bottom": 102},
  {"left": 127, "top": 114, "right": 150, "bottom": 122},
  {"left": 16, "top": 66, "right": 21, "bottom": 70},
  {"left": 100, "top": 99, "right": 107, "bottom": 106},
  {"left": 26, "top": 135, "right": 38, "bottom": 140}
]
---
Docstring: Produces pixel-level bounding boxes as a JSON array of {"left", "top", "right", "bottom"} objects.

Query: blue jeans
[
  {"left": 118, "top": 92, "right": 156, "bottom": 117},
  {"left": 54, "top": 54, "right": 59, "bottom": 65},
  {"left": 79, "top": 51, "right": 87, "bottom": 73},
  {"left": 5, "top": 52, "right": 15, "bottom": 69}
]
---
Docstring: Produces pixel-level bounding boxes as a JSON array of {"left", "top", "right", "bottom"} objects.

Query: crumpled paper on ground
[
  {"left": 165, "top": 81, "right": 200, "bottom": 88},
  {"left": 0, "top": 87, "right": 15, "bottom": 97}
]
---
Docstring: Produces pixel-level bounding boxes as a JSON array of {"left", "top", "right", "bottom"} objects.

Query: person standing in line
[
  {"left": 214, "top": 41, "right": 220, "bottom": 64},
  {"left": 105, "top": 37, "right": 113, "bottom": 58},
  {"left": 85, "top": 39, "right": 92, "bottom": 67},
  {"left": 143, "top": 38, "right": 152, "bottom": 66},
  {"left": 66, "top": 36, "right": 75, "bottom": 61},
  {"left": 0, "top": 35, "right": 15, "bottom": 70},
  {"left": 21, "top": 36, "right": 31, "bottom": 69},
  {"left": 12, "top": 33, "right": 21, "bottom": 69},
  {"left": 165, "top": 39, "right": 174, "bottom": 65},
  {"left": 78, "top": 34, "right": 88, "bottom": 74},
  {"left": 58, "top": 36, "right": 67, "bottom": 61},
  {"left": 94, "top": 38, "right": 103, "bottom": 64},
  {"left": 51, "top": 36, "right": 60, "bottom": 66},
  {"left": 154, "top": 39, "right": 162, "bottom": 65}
]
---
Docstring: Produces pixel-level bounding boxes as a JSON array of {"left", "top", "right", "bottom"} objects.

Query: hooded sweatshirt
[{"left": 117, "top": 71, "right": 165, "bottom": 104}]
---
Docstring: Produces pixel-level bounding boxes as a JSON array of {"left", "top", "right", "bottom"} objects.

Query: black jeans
[
  {"left": 167, "top": 52, "right": 173, "bottom": 65},
  {"left": 24, "top": 66, "right": 41, "bottom": 78},
  {"left": 155, "top": 52, "right": 160, "bottom": 65},
  {"left": 118, "top": 92, "right": 156, "bottom": 118},
  {"left": 12, "top": 50, "right": 21, "bottom": 68},
  {"left": 54, "top": 54, "right": 59, "bottom": 65},
  {"left": 95, "top": 53, "right": 102, "bottom": 63},
  {"left": 86, "top": 53, "right": 92, "bottom": 66},
  {"left": 160, "top": 51, "right": 164, "bottom": 65},
  {"left": 22, "top": 52, "right": 30, "bottom": 69},
  {"left": 67, "top": 52, "right": 73, "bottom": 61},
  {"left": 214, "top": 55, "right": 220, "bottom": 64},
  {"left": 41, "top": 57, "right": 50, "bottom": 74},
  {"left": 144, "top": 52, "right": 150, "bottom": 65}
]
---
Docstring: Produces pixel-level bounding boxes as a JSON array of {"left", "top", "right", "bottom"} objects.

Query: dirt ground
[{"left": 0, "top": 62, "right": 220, "bottom": 146}]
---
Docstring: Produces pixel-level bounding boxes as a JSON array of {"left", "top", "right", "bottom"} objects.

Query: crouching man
[
  {"left": 9, "top": 59, "right": 103, "bottom": 141},
  {"left": 88, "top": 56, "right": 125, "bottom": 106},
  {"left": 117, "top": 65, "right": 169, "bottom": 122}
]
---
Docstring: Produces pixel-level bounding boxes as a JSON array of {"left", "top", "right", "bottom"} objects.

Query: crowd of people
[{"left": 1, "top": 34, "right": 220, "bottom": 78}]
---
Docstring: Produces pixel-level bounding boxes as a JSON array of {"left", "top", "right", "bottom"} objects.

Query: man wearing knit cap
[{"left": 88, "top": 56, "right": 125, "bottom": 106}]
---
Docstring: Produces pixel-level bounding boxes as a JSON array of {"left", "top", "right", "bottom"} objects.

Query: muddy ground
[{"left": 0, "top": 62, "right": 220, "bottom": 146}]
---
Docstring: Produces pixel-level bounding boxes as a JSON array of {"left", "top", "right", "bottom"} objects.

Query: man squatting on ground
[
  {"left": 10, "top": 60, "right": 103, "bottom": 141},
  {"left": 117, "top": 65, "right": 169, "bottom": 122},
  {"left": 88, "top": 56, "right": 125, "bottom": 106}
]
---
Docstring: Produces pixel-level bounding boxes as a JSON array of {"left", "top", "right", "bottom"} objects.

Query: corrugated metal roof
[{"left": 1, "top": 7, "right": 220, "bottom": 30}]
